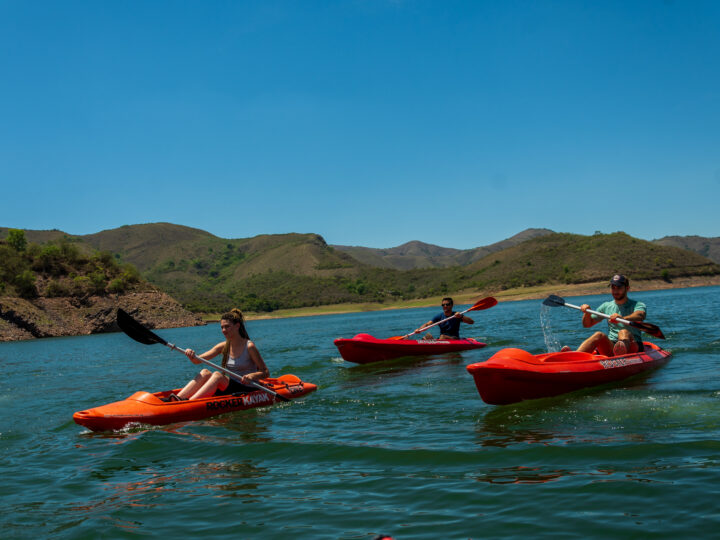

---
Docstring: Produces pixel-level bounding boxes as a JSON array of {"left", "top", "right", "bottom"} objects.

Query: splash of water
[{"left": 540, "top": 304, "right": 561, "bottom": 353}]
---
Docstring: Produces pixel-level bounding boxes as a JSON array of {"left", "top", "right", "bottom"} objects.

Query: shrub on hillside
[
  {"left": 6, "top": 229, "right": 27, "bottom": 252},
  {"left": 15, "top": 270, "right": 37, "bottom": 298},
  {"left": 33, "top": 244, "right": 67, "bottom": 276},
  {"left": 107, "top": 278, "right": 127, "bottom": 294},
  {"left": 46, "top": 279, "right": 70, "bottom": 297}
]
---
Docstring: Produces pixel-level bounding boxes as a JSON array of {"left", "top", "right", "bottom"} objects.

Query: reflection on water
[
  {"left": 476, "top": 407, "right": 566, "bottom": 448},
  {"left": 473, "top": 466, "right": 566, "bottom": 485},
  {"left": 69, "top": 459, "right": 270, "bottom": 529},
  {"left": 340, "top": 352, "right": 467, "bottom": 386},
  {"left": 204, "top": 411, "right": 272, "bottom": 444},
  {"left": 189, "top": 460, "right": 269, "bottom": 497}
]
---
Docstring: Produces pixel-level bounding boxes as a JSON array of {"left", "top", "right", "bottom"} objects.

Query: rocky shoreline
[
  {"left": 3, "top": 275, "right": 718, "bottom": 341},
  {"left": 0, "top": 291, "right": 204, "bottom": 342}
]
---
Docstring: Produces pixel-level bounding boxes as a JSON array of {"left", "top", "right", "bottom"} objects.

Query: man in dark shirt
[{"left": 416, "top": 297, "right": 474, "bottom": 340}]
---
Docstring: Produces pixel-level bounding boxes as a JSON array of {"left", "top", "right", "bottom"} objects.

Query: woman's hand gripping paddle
[
  {"left": 388, "top": 296, "right": 498, "bottom": 340},
  {"left": 542, "top": 294, "right": 665, "bottom": 339},
  {"left": 116, "top": 309, "right": 290, "bottom": 402}
]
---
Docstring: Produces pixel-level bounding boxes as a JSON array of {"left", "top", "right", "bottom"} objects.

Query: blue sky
[{"left": 2, "top": 1, "right": 719, "bottom": 249}]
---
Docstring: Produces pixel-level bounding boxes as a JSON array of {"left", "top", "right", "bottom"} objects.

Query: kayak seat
[{"left": 542, "top": 351, "right": 592, "bottom": 363}]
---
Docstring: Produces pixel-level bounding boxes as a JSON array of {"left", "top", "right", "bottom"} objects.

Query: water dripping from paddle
[{"left": 540, "top": 304, "right": 562, "bottom": 353}]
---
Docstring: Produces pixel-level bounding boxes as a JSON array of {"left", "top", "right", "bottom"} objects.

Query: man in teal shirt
[{"left": 571, "top": 274, "right": 647, "bottom": 356}]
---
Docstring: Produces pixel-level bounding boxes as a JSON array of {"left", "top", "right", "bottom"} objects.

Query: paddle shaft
[{"left": 563, "top": 300, "right": 641, "bottom": 328}]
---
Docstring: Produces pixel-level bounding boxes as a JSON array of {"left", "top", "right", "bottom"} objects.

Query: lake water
[{"left": 1, "top": 286, "right": 719, "bottom": 539}]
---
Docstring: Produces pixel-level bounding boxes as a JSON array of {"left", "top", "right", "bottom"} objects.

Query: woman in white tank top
[{"left": 171, "top": 308, "right": 269, "bottom": 400}]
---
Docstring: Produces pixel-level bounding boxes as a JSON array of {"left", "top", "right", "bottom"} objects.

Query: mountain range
[
  {"left": 331, "top": 228, "right": 554, "bottom": 269},
  {"left": 2, "top": 224, "right": 719, "bottom": 312}
]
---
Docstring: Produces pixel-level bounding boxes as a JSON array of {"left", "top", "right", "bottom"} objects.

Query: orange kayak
[
  {"left": 466, "top": 342, "right": 671, "bottom": 405},
  {"left": 73, "top": 374, "right": 317, "bottom": 431}
]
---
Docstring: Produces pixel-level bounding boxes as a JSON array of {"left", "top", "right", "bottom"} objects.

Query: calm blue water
[{"left": 1, "top": 286, "right": 719, "bottom": 539}]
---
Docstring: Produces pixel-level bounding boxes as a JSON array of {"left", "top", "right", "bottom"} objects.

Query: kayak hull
[
  {"left": 466, "top": 342, "right": 671, "bottom": 405},
  {"left": 73, "top": 374, "right": 317, "bottom": 431},
  {"left": 334, "top": 333, "right": 486, "bottom": 364}
]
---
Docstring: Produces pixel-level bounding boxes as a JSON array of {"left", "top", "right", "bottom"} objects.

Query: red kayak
[
  {"left": 73, "top": 374, "right": 317, "bottom": 431},
  {"left": 334, "top": 333, "right": 487, "bottom": 364},
  {"left": 466, "top": 342, "right": 671, "bottom": 405}
]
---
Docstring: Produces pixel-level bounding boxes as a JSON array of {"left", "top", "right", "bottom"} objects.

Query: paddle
[
  {"left": 388, "top": 296, "right": 498, "bottom": 340},
  {"left": 116, "top": 308, "right": 290, "bottom": 402},
  {"left": 542, "top": 294, "right": 665, "bottom": 339}
]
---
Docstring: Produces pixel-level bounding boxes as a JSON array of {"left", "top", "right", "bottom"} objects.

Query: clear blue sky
[{"left": 2, "top": 1, "right": 719, "bottom": 249}]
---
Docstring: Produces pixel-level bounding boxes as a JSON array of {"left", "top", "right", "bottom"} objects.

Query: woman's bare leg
[
  {"left": 189, "top": 372, "right": 229, "bottom": 400},
  {"left": 177, "top": 368, "right": 213, "bottom": 399}
]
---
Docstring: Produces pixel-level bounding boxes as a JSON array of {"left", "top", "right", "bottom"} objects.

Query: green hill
[
  {"left": 653, "top": 235, "right": 720, "bottom": 265},
  {"left": 3, "top": 224, "right": 719, "bottom": 313},
  {"left": 77, "top": 223, "right": 364, "bottom": 311},
  {"left": 463, "top": 232, "right": 719, "bottom": 290}
]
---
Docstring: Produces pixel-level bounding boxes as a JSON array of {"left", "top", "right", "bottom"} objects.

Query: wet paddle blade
[
  {"left": 117, "top": 308, "right": 168, "bottom": 346},
  {"left": 542, "top": 295, "right": 565, "bottom": 307},
  {"left": 633, "top": 321, "right": 665, "bottom": 340},
  {"left": 469, "top": 297, "right": 498, "bottom": 311}
]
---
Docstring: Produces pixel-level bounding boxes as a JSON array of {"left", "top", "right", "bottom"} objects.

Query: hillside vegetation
[
  {"left": 0, "top": 229, "right": 144, "bottom": 299},
  {"left": 653, "top": 235, "right": 720, "bottom": 264},
  {"left": 464, "top": 232, "right": 719, "bottom": 289},
  {"left": 10, "top": 223, "right": 713, "bottom": 313}
]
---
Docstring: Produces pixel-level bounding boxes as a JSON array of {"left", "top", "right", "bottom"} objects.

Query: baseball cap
[{"left": 609, "top": 274, "right": 629, "bottom": 287}]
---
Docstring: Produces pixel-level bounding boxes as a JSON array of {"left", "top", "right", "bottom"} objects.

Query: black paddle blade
[
  {"left": 542, "top": 295, "right": 565, "bottom": 307},
  {"left": 117, "top": 308, "right": 168, "bottom": 346}
]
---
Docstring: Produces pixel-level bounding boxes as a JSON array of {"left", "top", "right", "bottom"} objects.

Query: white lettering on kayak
[
  {"left": 599, "top": 357, "right": 643, "bottom": 369},
  {"left": 205, "top": 392, "right": 273, "bottom": 411},
  {"left": 242, "top": 392, "right": 273, "bottom": 407}
]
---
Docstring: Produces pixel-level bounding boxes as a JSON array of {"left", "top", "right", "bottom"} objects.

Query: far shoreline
[{"left": 200, "top": 275, "right": 720, "bottom": 323}]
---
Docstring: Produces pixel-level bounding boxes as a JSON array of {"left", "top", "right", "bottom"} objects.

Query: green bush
[
  {"left": 121, "top": 264, "right": 141, "bottom": 283},
  {"left": 89, "top": 271, "right": 107, "bottom": 295},
  {"left": 14, "top": 270, "right": 37, "bottom": 298},
  {"left": 108, "top": 278, "right": 127, "bottom": 294},
  {"left": 33, "top": 244, "right": 66, "bottom": 275},
  {"left": 59, "top": 240, "right": 82, "bottom": 264},
  {"left": 72, "top": 276, "right": 92, "bottom": 296},
  {"left": 6, "top": 229, "right": 27, "bottom": 252},
  {"left": 46, "top": 279, "right": 70, "bottom": 297}
]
